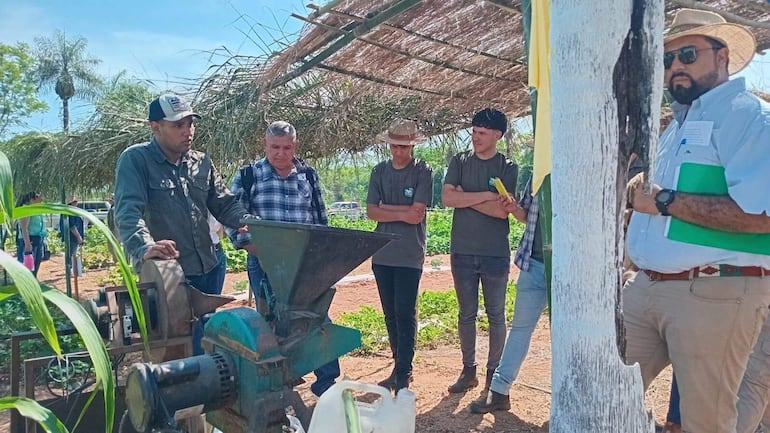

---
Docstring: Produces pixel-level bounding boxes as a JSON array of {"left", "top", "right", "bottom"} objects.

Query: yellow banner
[{"left": 529, "top": 0, "right": 551, "bottom": 193}]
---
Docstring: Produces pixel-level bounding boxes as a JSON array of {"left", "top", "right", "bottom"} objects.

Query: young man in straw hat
[
  {"left": 367, "top": 119, "right": 433, "bottom": 392},
  {"left": 625, "top": 9, "right": 770, "bottom": 432},
  {"left": 442, "top": 108, "right": 518, "bottom": 393}
]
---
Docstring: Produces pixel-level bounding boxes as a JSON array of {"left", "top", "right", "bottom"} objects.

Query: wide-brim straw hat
[
  {"left": 375, "top": 119, "right": 427, "bottom": 146},
  {"left": 664, "top": 8, "right": 756, "bottom": 75}
]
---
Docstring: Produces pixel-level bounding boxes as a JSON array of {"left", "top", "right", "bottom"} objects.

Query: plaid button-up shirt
[
  {"left": 229, "top": 157, "right": 327, "bottom": 247},
  {"left": 514, "top": 177, "right": 540, "bottom": 271}
]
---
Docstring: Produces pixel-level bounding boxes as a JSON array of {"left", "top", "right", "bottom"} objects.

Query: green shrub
[
  {"left": 0, "top": 295, "right": 83, "bottom": 373},
  {"left": 330, "top": 209, "right": 525, "bottom": 256},
  {"left": 222, "top": 236, "right": 248, "bottom": 273},
  {"left": 339, "top": 282, "right": 520, "bottom": 355}
]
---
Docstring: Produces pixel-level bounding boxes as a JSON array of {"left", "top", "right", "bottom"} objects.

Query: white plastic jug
[{"left": 307, "top": 380, "right": 416, "bottom": 433}]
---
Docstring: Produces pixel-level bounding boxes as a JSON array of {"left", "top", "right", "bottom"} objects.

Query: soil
[{"left": 3, "top": 254, "right": 676, "bottom": 432}]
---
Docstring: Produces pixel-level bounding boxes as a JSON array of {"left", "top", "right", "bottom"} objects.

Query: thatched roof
[
  {"left": 259, "top": 0, "right": 770, "bottom": 118},
  {"left": 9, "top": 1, "right": 769, "bottom": 195},
  {"left": 194, "top": 0, "right": 770, "bottom": 161}
]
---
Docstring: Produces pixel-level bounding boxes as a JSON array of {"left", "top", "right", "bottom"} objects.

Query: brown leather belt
[{"left": 643, "top": 265, "right": 770, "bottom": 281}]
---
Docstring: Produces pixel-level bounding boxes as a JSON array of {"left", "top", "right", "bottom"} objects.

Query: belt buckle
[{"left": 697, "top": 265, "right": 721, "bottom": 278}]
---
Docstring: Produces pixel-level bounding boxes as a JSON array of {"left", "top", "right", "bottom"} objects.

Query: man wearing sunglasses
[{"left": 624, "top": 9, "right": 770, "bottom": 433}]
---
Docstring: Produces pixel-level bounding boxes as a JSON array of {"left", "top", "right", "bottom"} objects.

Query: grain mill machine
[{"left": 123, "top": 219, "right": 397, "bottom": 433}]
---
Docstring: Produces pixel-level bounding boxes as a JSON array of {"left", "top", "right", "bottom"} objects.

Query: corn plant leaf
[
  {"left": 42, "top": 288, "right": 115, "bottom": 433},
  {"left": 0, "top": 397, "right": 69, "bottom": 433},
  {"left": 0, "top": 151, "right": 15, "bottom": 225},
  {"left": 0, "top": 249, "right": 61, "bottom": 356},
  {"left": 16, "top": 202, "right": 149, "bottom": 352}
]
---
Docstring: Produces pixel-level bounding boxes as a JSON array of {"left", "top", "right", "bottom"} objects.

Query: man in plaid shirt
[
  {"left": 471, "top": 175, "right": 547, "bottom": 413},
  {"left": 229, "top": 120, "right": 339, "bottom": 397}
]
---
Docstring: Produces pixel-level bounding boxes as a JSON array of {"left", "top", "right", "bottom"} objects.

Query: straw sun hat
[
  {"left": 375, "top": 119, "right": 427, "bottom": 146},
  {"left": 664, "top": 8, "right": 756, "bottom": 75}
]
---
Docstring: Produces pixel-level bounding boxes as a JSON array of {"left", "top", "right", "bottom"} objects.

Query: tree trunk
[
  {"left": 549, "top": 0, "right": 662, "bottom": 431},
  {"left": 62, "top": 97, "right": 69, "bottom": 132}
]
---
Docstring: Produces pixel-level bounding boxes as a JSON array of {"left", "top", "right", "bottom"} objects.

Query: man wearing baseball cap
[
  {"left": 625, "top": 9, "right": 770, "bottom": 432},
  {"left": 114, "top": 93, "right": 257, "bottom": 356}
]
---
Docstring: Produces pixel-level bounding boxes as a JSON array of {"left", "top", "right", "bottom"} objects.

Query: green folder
[{"left": 666, "top": 162, "right": 770, "bottom": 255}]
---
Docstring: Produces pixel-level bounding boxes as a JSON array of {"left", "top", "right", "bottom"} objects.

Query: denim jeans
[
  {"left": 247, "top": 255, "right": 341, "bottom": 396},
  {"left": 667, "top": 374, "right": 681, "bottom": 424},
  {"left": 372, "top": 264, "right": 422, "bottom": 378},
  {"left": 187, "top": 249, "right": 228, "bottom": 356},
  {"left": 490, "top": 259, "right": 547, "bottom": 395},
  {"left": 451, "top": 253, "right": 510, "bottom": 371}
]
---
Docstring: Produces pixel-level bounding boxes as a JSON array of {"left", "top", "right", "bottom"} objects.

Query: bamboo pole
[{"left": 264, "top": 0, "right": 424, "bottom": 93}]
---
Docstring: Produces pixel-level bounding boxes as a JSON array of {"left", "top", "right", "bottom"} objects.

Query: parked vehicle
[
  {"left": 327, "top": 201, "right": 365, "bottom": 220},
  {"left": 76, "top": 200, "right": 111, "bottom": 224}
]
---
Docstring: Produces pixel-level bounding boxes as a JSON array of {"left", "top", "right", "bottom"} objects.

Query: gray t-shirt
[
  {"left": 444, "top": 150, "right": 518, "bottom": 257},
  {"left": 366, "top": 159, "right": 433, "bottom": 269}
]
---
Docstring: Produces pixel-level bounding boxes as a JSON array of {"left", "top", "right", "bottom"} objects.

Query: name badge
[{"left": 404, "top": 187, "right": 414, "bottom": 198}]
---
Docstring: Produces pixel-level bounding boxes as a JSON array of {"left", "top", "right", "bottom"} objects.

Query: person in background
[
  {"left": 367, "top": 119, "right": 433, "bottom": 392},
  {"left": 208, "top": 214, "right": 227, "bottom": 295},
  {"left": 59, "top": 195, "right": 85, "bottom": 278},
  {"left": 16, "top": 191, "right": 46, "bottom": 276},
  {"left": 470, "top": 174, "right": 544, "bottom": 414},
  {"left": 442, "top": 108, "right": 518, "bottom": 393},
  {"left": 230, "top": 120, "right": 340, "bottom": 397}
]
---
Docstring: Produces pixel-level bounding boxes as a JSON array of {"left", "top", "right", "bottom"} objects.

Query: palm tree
[{"left": 34, "top": 29, "right": 102, "bottom": 132}]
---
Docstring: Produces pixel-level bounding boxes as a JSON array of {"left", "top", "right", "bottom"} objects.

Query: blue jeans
[
  {"left": 372, "top": 264, "right": 422, "bottom": 379},
  {"left": 247, "top": 255, "right": 341, "bottom": 396},
  {"left": 188, "top": 249, "right": 228, "bottom": 355},
  {"left": 490, "top": 259, "right": 547, "bottom": 395},
  {"left": 667, "top": 374, "right": 681, "bottom": 424},
  {"left": 451, "top": 253, "right": 510, "bottom": 370}
]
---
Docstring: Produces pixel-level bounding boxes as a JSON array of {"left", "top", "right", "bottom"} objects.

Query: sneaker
[
  {"left": 469, "top": 390, "right": 511, "bottom": 414},
  {"left": 448, "top": 366, "right": 479, "bottom": 393}
]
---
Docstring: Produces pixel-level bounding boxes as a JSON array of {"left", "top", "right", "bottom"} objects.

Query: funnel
[{"left": 244, "top": 219, "right": 397, "bottom": 308}]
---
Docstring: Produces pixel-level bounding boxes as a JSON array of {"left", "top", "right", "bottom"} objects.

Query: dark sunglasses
[{"left": 664, "top": 45, "right": 717, "bottom": 69}]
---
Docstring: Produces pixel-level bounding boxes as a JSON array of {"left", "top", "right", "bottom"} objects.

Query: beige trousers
[
  {"left": 737, "top": 316, "right": 770, "bottom": 433},
  {"left": 623, "top": 271, "right": 770, "bottom": 433}
]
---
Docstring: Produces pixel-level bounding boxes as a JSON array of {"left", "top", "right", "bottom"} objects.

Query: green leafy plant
[
  {"left": 233, "top": 280, "right": 249, "bottom": 293},
  {"left": 222, "top": 236, "right": 248, "bottom": 273},
  {"left": 0, "top": 150, "right": 146, "bottom": 433},
  {"left": 338, "top": 282, "right": 519, "bottom": 355}
]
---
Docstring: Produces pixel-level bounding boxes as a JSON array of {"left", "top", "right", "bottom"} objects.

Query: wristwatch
[{"left": 655, "top": 189, "right": 676, "bottom": 216}]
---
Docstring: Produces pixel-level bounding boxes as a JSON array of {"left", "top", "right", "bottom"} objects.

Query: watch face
[{"left": 657, "top": 190, "right": 673, "bottom": 203}]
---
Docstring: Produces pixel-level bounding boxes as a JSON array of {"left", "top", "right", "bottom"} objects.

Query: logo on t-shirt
[
  {"left": 404, "top": 187, "right": 414, "bottom": 198},
  {"left": 487, "top": 177, "right": 497, "bottom": 192}
]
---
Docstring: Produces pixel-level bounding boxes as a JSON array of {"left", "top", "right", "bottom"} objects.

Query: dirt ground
[{"left": 5, "top": 253, "right": 675, "bottom": 432}]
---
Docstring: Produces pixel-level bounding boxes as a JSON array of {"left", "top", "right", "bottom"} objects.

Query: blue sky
[
  {"left": 0, "top": 0, "right": 308, "bottom": 132},
  {"left": 2, "top": 1, "right": 769, "bottom": 134}
]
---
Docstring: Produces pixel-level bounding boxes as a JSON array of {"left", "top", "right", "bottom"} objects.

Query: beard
[{"left": 668, "top": 70, "right": 719, "bottom": 105}]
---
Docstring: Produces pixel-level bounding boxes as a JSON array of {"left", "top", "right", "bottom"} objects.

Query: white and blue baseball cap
[{"left": 148, "top": 94, "right": 201, "bottom": 121}]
